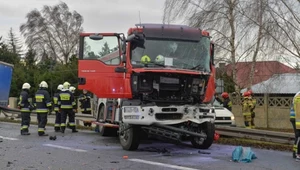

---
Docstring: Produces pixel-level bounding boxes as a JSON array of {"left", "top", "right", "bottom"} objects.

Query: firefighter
[
  {"left": 248, "top": 90, "right": 257, "bottom": 128},
  {"left": 58, "top": 82, "right": 78, "bottom": 133},
  {"left": 53, "top": 84, "right": 63, "bottom": 132},
  {"left": 69, "top": 86, "right": 77, "bottom": 109},
  {"left": 34, "top": 81, "right": 52, "bottom": 136},
  {"left": 79, "top": 89, "right": 92, "bottom": 115},
  {"left": 292, "top": 91, "right": 300, "bottom": 160},
  {"left": 242, "top": 91, "right": 254, "bottom": 129},
  {"left": 67, "top": 86, "right": 77, "bottom": 129},
  {"left": 18, "top": 83, "right": 33, "bottom": 135},
  {"left": 215, "top": 92, "right": 232, "bottom": 111}
]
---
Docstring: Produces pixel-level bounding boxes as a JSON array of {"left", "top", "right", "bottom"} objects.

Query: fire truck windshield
[{"left": 130, "top": 37, "right": 211, "bottom": 72}]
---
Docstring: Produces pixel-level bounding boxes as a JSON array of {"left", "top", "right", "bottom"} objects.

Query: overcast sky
[{"left": 0, "top": 0, "right": 174, "bottom": 44}]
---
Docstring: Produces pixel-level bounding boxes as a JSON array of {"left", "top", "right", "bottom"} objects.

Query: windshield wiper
[{"left": 190, "top": 64, "right": 206, "bottom": 71}]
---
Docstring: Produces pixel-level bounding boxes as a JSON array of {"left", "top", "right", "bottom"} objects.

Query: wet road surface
[{"left": 0, "top": 122, "right": 299, "bottom": 170}]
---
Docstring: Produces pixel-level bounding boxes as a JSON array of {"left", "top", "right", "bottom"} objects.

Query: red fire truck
[{"left": 78, "top": 23, "right": 216, "bottom": 151}]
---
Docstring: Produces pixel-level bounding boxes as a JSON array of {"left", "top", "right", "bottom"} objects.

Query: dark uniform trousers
[
  {"left": 18, "top": 90, "right": 32, "bottom": 135},
  {"left": 58, "top": 90, "right": 77, "bottom": 133},
  {"left": 35, "top": 89, "right": 52, "bottom": 136},
  {"left": 37, "top": 113, "right": 48, "bottom": 133},
  {"left": 55, "top": 111, "right": 61, "bottom": 131},
  {"left": 61, "top": 109, "right": 76, "bottom": 131},
  {"left": 53, "top": 92, "right": 61, "bottom": 131},
  {"left": 291, "top": 119, "right": 300, "bottom": 157}
]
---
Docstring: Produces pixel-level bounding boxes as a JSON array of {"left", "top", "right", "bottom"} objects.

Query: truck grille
[{"left": 155, "top": 113, "right": 183, "bottom": 120}]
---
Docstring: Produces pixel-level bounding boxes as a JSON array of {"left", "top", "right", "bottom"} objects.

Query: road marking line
[
  {"left": 43, "top": 144, "right": 87, "bottom": 152},
  {"left": 0, "top": 135, "right": 19, "bottom": 141},
  {"left": 128, "top": 159, "right": 200, "bottom": 170}
]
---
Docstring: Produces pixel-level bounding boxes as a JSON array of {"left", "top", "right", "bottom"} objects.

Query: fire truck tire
[
  {"left": 97, "top": 104, "right": 111, "bottom": 136},
  {"left": 191, "top": 122, "right": 215, "bottom": 149},
  {"left": 119, "top": 123, "right": 140, "bottom": 151}
]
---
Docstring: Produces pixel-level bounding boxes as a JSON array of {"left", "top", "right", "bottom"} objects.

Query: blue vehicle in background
[{"left": 0, "top": 61, "right": 14, "bottom": 107}]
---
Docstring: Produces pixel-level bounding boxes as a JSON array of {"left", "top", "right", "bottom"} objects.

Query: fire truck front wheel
[
  {"left": 190, "top": 122, "right": 215, "bottom": 149},
  {"left": 119, "top": 123, "right": 140, "bottom": 151}
]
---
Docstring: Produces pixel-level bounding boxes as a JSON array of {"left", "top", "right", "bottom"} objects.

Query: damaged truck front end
[{"left": 78, "top": 23, "right": 216, "bottom": 151}]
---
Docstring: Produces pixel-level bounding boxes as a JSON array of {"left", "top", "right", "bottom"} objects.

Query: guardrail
[
  {"left": 215, "top": 125, "right": 295, "bottom": 145},
  {"left": 0, "top": 105, "right": 295, "bottom": 145},
  {"left": 0, "top": 105, "right": 94, "bottom": 119}
]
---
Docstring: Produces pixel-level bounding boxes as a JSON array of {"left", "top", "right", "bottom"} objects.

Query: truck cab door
[{"left": 78, "top": 33, "right": 132, "bottom": 99}]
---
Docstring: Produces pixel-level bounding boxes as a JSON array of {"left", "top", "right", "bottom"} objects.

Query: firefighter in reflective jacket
[
  {"left": 18, "top": 83, "right": 34, "bottom": 135},
  {"left": 58, "top": 82, "right": 78, "bottom": 133},
  {"left": 292, "top": 91, "right": 300, "bottom": 160},
  {"left": 34, "top": 81, "right": 52, "bottom": 136},
  {"left": 248, "top": 90, "right": 257, "bottom": 128},
  {"left": 66, "top": 86, "right": 77, "bottom": 129},
  {"left": 53, "top": 84, "right": 63, "bottom": 132},
  {"left": 242, "top": 91, "right": 254, "bottom": 129},
  {"left": 216, "top": 92, "right": 232, "bottom": 111},
  {"left": 79, "top": 89, "right": 92, "bottom": 114},
  {"left": 69, "top": 86, "right": 77, "bottom": 110}
]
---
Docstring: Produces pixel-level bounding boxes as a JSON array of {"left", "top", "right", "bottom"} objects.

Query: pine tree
[{"left": 7, "top": 28, "right": 23, "bottom": 56}]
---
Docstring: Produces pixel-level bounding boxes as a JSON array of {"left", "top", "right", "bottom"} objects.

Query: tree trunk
[
  {"left": 228, "top": 0, "right": 239, "bottom": 94},
  {"left": 248, "top": 0, "right": 264, "bottom": 88}
]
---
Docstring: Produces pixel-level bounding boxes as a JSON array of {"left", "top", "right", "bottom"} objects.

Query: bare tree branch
[{"left": 20, "top": 2, "right": 83, "bottom": 64}]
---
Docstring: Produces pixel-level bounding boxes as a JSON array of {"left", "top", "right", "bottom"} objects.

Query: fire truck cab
[{"left": 78, "top": 23, "right": 216, "bottom": 151}]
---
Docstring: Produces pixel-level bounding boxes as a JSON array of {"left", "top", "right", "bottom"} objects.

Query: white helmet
[
  {"left": 22, "top": 83, "right": 31, "bottom": 90},
  {"left": 155, "top": 54, "right": 165, "bottom": 64},
  {"left": 63, "top": 81, "right": 71, "bottom": 90},
  {"left": 57, "top": 84, "right": 63, "bottom": 90},
  {"left": 69, "top": 86, "right": 76, "bottom": 93},
  {"left": 39, "top": 81, "right": 48, "bottom": 88}
]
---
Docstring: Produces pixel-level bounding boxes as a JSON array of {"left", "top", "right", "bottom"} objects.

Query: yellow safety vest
[{"left": 293, "top": 94, "right": 300, "bottom": 130}]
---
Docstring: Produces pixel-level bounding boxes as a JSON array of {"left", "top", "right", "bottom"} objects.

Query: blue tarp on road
[{"left": 232, "top": 146, "right": 257, "bottom": 163}]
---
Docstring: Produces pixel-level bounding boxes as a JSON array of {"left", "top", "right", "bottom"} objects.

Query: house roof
[
  {"left": 240, "top": 73, "right": 300, "bottom": 94},
  {"left": 224, "top": 61, "right": 297, "bottom": 88}
]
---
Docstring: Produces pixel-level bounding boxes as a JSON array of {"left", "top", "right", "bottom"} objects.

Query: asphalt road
[{"left": 0, "top": 122, "right": 299, "bottom": 170}]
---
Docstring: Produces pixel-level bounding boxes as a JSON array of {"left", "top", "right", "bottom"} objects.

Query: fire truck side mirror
[{"left": 89, "top": 34, "right": 103, "bottom": 41}]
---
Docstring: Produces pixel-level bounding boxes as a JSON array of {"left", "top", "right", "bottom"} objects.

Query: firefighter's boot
[
  {"left": 61, "top": 126, "right": 66, "bottom": 133},
  {"left": 38, "top": 131, "right": 48, "bottom": 136},
  {"left": 71, "top": 126, "right": 78, "bottom": 133},
  {"left": 54, "top": 126, "right": 60, "bottom": 132},
  {"left": 21, "top": 129, "right": 30, "bottom": 135}
]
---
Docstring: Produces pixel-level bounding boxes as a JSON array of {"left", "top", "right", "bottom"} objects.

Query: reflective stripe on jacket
[
  {"left": 58, "top": 90, "right": 76, "bottom": 109},
  {"left": 18, "top": 90, "right": 32, "bottom": 112},
  {"left": 35, "top": 89, "right": 52, "bottom": 113},
  {"left": 53, "top": 92, "right": 60, "bottom": 111}
]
